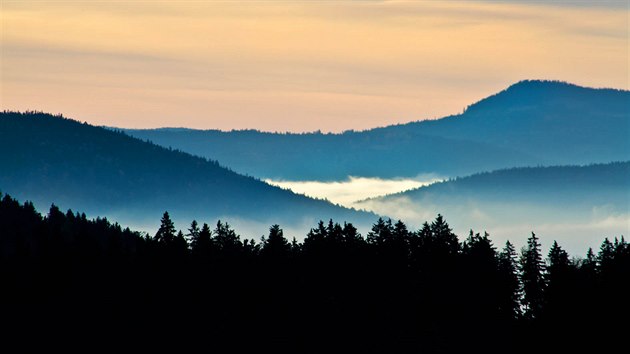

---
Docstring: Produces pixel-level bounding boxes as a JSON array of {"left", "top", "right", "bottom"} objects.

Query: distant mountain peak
[
  {"left": 507, "top": 79, "right": 577, "bottom": 90},
  {"left": 463, "top": 79, "right": 628, "bottom": 116},
  {"left": 502, "top": 79, "right": 628, "bottom": 96}
]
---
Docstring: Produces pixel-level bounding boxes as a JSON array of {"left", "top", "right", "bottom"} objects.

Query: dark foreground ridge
[{"left": 1, "top": 193, "right": 628, "bottom": 353}]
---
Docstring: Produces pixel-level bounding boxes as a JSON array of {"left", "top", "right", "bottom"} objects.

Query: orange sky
[{"left": 1, "top": 0, "right": 628, "bottom": 132}]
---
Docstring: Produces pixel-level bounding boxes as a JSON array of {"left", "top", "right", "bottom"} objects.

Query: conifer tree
[
  {"left": 583, "top": 247, "right": 597, "bottom": 272},
  {"left": 155, "top": 211, "right": 176, "bottom": 245},
  {"left": 498, "top": 241, "right": 521, "bottom": 319},
  {"left": 430, "top": 214, "right": 459, "bottom": 255},
  {"left": 173, "top": 230, "right": 188, "bottom": 254},
  {"left": 290, "top": 237, "right": 301, "bottom": 257},
  {"left": 342, "top": 222, "right": 362, "bottom": 246},
  {"left": 598, "top": 238, "right": 615, "bottom": 270},
  {"left": 520, "top": 232, "right": 546, "bottom": 320},
  {"left": 366, "top": 217, "right": 393, "bottom": 246},
  {"left": 187, "top": 220, "right": 200, "bottom": 249},
  {"left": 191, "top": 223, "right": 212, "bottom": 258},
  {"left": 547, "top": 241, "right": 570, "bottom": 276},
  {"left": 262, "top": 224, "right": 290, "bottom": 259},
  {"left": 213, "top": 220, "right": 242, "bottom": 255},
  {"left": 545, "top": 241, "right": 573, "bottom": 319}
]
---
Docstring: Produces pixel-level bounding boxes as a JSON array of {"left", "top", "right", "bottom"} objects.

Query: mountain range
[
  {"left": 365, "top": 162, "right": 630, "bottom": 207},
  {"left": 123, "top": 80, "right": 630, "bottom": 181},
  {"left": 2, "top": 80, "right": 628, "bottom": 246},
  {"left": 0, "top": 112, "right": 376, "bottom": 235}
]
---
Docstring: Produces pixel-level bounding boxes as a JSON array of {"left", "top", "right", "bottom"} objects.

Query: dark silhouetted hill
[
  {"left": 369, "top": 161, "right": 630, "bottom": 208},
  {"left": 0, "top": 111, "right": 375, "bottom": 232},
  {"left": 124, "top": 80, "right": 629, "bottom": 180}
]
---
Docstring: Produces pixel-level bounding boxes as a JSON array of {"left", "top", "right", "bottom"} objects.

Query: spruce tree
[
  {"left": 597, "top": 238, "right": 615, "bottom": 271},
  {"left": 262, "top": 224, "right": 290, "bottom": 259},
  {"left": 497, "top": 241, "right": 521, "bottom": 319},
  {"left": 173, "top": 230, "right": 188, "bottom": 254},
  {"left": 191, "top": 223, "right": 212, "bottom": 258},
  {"left": 214, "top": 220, "right": 242, "bottom": 256},
  {"left": 520, "top": 232, "right": 546, "bottom": 320},
  {"left": 545, "top": 241, "right": 573, "bottom": 319},
  {"left": 366, "top": 217, "right": 393, "bottom": 246},
  {"left": 155, "top": 211, "right": 176, "bottom": 245},
  {"left": 187, "top": 220, "right": 200, "bottom": 249},
  {"left": 547, "top": 241, "right": 570, "bottom": 276},
  {"left": 430, "top": 214, "right": 459, "bottom": 255}
]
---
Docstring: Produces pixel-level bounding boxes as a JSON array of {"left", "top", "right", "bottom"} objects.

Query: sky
[{"left": 1, "top": 0, "right": 628, "bottom": 132}]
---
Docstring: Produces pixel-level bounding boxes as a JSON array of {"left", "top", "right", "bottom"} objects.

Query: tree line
[{"left": 0, "top": 192, "right": 627, "bottom": 353}]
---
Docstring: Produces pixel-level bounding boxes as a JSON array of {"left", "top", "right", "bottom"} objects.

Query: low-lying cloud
[
  {"left": 356, "top": 195, "right": 629, "bottom": 256},
  {"left": 266, "top": 175, "right": 444, "bottom": 207}
]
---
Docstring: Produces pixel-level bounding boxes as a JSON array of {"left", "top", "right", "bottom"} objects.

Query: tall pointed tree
[
  {"left": 342, "top": 222, "right": 363, "bottom": 247},
  {"left": 187, "top": 220, "right": 200, "bottom": 249},
  {"left": 497, "top": 241, "right": 521, "bottom": 320},
  {"left": 545, "top": 241, "right": 573, "bottom": 319},
  {"left": 547, "top": 241, "right": 570, "bottom": 278},
  {"left": 597, "top": 238, "right": 615, "bottom": 271},
  {"left": 191, "top": 222, "right": 213, "bottom": 258},
  {"left": 520, "top": 232, "right": 546, "bottom": 320},
  {"left": 155, "top": 211, "right": 176, "bottom": 245},
  {"left": 430, "top": 214, "right": 459, "bottom": 255},
  {"left": 303, "top": 220, "right": 327, "bottom": 254},
  {"left": 262, "top": 224, "right": 290, "bottom": 259},
  {"left": 173, "top": 230, "right": 189, "bottom": 255}
]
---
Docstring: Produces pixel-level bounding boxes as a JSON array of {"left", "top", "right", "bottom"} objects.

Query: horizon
[
  {"left": 1, "top": 1, "right": 629, "bottom": 348},
  {"left": 2, "top": 1, "right": 628, "bottom": 133},
  {"left": 12, "top": 79, "right": 628, "bottom": 135},
  {"left": 2, "top": 108, "right": 627, "bottom": 258}
]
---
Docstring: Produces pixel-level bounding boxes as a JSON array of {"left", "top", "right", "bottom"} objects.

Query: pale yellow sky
[{"left": 1, "top": 0, "right": 628, "bottom": 132}]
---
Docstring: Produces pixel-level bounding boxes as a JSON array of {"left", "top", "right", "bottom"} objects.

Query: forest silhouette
[{"left": 0, "top": 193, "right": 627, "bottom": 353}]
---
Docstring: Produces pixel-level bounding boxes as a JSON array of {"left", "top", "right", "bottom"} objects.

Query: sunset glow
[{"left": 1, "top": 0, "right": 628, "bottom": 131}]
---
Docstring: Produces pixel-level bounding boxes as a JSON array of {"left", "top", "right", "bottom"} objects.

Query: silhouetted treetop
[{"left": 1, "top": 192, "right": 628, "bottom": 353}]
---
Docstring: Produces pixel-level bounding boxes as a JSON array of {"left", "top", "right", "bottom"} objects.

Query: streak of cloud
[{"left": 1, "top": 1, "right": 627, "bottom": 131}]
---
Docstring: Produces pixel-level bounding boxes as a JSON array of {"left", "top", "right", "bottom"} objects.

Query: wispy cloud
[{"left": 2, "top": 1, "right": 627, "bottom": 131}]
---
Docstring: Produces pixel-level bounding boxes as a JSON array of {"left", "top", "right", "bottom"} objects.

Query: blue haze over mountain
[
  {"left": 124, "top": 81, "right": 630, "bottom": 181},
  {"left": 356, "top": 162, "right": 630, "bottom": 255},
  {"left": 365, "top": 162, "right": 629, "bottom": 209},
  {"left": 0, "top": 112, "right": 376, "bottom": 235}
]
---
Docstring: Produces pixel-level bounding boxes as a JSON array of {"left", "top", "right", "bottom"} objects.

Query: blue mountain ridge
[{"left": 123, "top": 80, "right": 629, "bottom": 181}]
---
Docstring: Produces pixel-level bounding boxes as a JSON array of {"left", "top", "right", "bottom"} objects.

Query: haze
[
  {"left": 2, "top": 0, "right": 627, "bottom": 132},
  {"left": 266, "top": 175, "right": 443, "bottom": 206}
]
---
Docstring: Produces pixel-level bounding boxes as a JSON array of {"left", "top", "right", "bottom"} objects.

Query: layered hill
[
  {"left": 0, "top": 112, "right": 376, "bottom": 234},
  {"left": 354, "top": 162, "right": 630, "bottom": 254},
  {"left": 360, "top": 162, "right": 630, "bottom": 209},
  {"left": 379, "top": 80, "right": 630, "bottom": 165},
  {"left": 124, "top": 80, "right": 630, "bottom": 180}
]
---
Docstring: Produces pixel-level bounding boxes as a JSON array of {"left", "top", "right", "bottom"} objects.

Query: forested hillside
[
  {"left": 0, "top": 111, "right": 375, "bottom": 231},
  {"left": 372, "top": 162, "right": 630, "bottom": 208},
  {"left": 1, "top": 193, "right": 627, "bottom": 352},
  {"left": 124, "top": 81, "right": 630, "bottom": 180}
]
